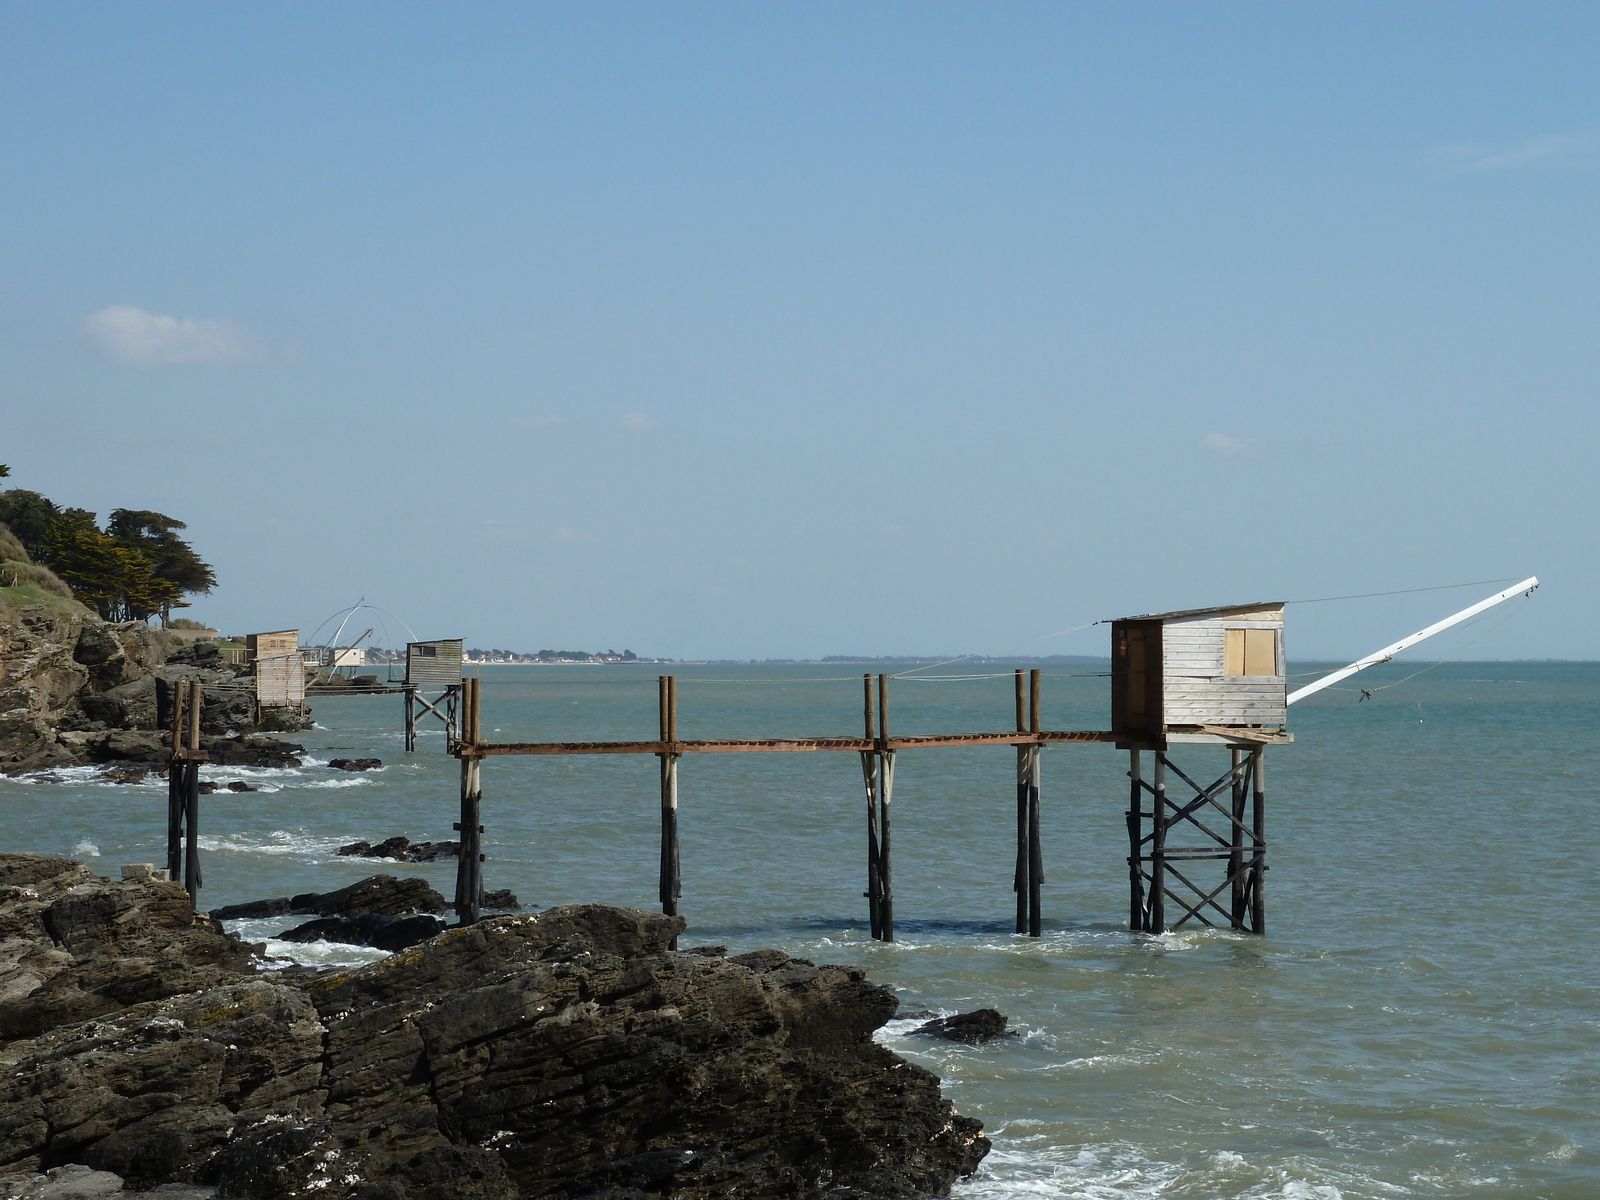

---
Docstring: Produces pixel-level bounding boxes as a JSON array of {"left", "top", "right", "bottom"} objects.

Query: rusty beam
[{"left": 464, "top": 730, "right": 1119, "bottom": 757}]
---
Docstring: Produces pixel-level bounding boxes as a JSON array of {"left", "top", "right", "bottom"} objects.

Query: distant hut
[
  {"left": 406, "top": 639, "right": 464, "bottom": 689},
  {"left": 246, "top": 629, "right": 307, "bottom": 715}
]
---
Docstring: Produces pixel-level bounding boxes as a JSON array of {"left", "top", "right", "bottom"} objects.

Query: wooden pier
[{"left": 448, "top": 635, "right": 1289, "bottom": 939}]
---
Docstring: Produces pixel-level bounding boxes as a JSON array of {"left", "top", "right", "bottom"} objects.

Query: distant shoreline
[{"left": 459, "top": 655, "right": 1117, "bottom": 667}]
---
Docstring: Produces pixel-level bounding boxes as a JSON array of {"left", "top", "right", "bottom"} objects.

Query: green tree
[
  {"left": 0, "top": 490, "right": 62, "bottom": 558},
  {"left": 107, "top": 509, "right": 216, "bottom": 623},
  {"left": 40, "top": 512, "right": 155, "bottom": 620}
]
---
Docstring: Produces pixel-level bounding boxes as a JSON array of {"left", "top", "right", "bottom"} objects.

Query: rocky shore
[
  {"left": 0, "top": 604, "right": 309, "bottom": 776},
  {"left": 0, "top": 853, "right": 990, "bottom": 1198}
]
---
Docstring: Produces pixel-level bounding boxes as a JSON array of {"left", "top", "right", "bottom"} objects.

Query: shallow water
[{"left": 4, "top": 662, "right": 1596, "bottom": 1199}]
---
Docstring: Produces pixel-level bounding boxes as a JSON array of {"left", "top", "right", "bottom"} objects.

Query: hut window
[
  {"left": 1225, "top": 628, "right": 1278, "bottom": 676},
  {"left": 417, "top": 645, "right": 437, "bottom": 657}
]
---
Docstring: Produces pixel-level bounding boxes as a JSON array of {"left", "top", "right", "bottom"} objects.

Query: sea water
[{"left": 3, "top": 662, "right": 1596, "bottom": 1200}]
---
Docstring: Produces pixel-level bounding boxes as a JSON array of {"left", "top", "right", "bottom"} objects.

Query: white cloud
[
  {"left": 618, "top": 412, "right": 659, "bottom": 432},
  {"left": 1202, "top": 432, "right": 1256, "bottom": 455},
  {"left": 1433, "top": 132, "right": 1600, "bottom": 173},
  {"left": 86, "top": 305, "right": 262, "bottom": 366}
]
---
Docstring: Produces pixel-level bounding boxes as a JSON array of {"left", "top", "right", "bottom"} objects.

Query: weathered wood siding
[
  {"left": 407, "top": 639, "right": 464, "bottom": 688},
  {"left": 246, "top": 630, "right": 299, "bottom": 661},
  {"left": 255, "top": 654, "right": 307, "bottom": 706},
  {"left": 1162, "top": 610, "right": 1286, "bottom": 725}
]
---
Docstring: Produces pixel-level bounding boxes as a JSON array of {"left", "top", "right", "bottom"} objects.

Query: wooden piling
[
  {"left": 166, "top": 681, "right": 186, "bottom": 879},
  {"left": 1013, "top": 670, "right": 1028, "bottom": 934},
  {"left": 1229, "top": 748, "right": 1246, "bottom": 928},
  {"left": 1027, "top": 748, "right": 1042, "bottom": 939},
  {"left": 861, "top": 674, "right": 882, "bottom": 939},
  {"left": 876, "top": 674, "right": 894, "bottom": 942},
  {"left": 1249, "top": 748, "right": 1265, "bottom": 935},
  {"left": 658, "top": 676, "right": 681, "bottom": 922},
  {"left": 188, "top": 677, "right": 202, "bottom": 752},
  {"left": 403, "top": 686, "right": 417, "bottom": 752},
  {"left": 1027, "top": 670, "right": 1042, "bottom": 937},
  {"left": 1149, "top": 753, "right": 1167, "bottom": 932},
  {"left": 182, "top": 680, "right": 203, "bottom": 900},
  {"left": 1126, "top": 749, "right": 1144, "bottom": 930},
  {"left": 455, "top": 677, "right": 484, "bottom": 923}
]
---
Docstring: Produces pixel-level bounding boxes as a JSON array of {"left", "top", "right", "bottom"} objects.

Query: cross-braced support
[
  {"left": 405, "top": 684, "right": 461, "bottom": 752},
  {"left": 1127, "top": 747, "right": 1266, "bottom": 933}
]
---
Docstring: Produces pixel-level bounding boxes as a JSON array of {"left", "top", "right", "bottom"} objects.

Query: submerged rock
[
  {"left": 202, "top": 735, "right": 303, "bottom": 768},
  {"left": 277, "top": 911, "right": 446, "bottom": 952},
  {"left": 337, "top": 836, "right": 459, "bottom": 862},
  {"left": 913, "top": 1008, "right": 1011, "bottom": 1043},
  {"left": 328, "top": 757, "right": 382, "bottom": 772},
  {"left": 209, "top": 874, "right": 449, "bottom": 922},
  {"left": 481, "top": 888, "right": 519, "bottom": 910}
]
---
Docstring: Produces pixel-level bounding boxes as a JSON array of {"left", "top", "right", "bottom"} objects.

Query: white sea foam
[
  {"left": 224, "top": 916, "right": 395, "bottom": 970},
  {"left": 7, "top": 765, "right": 112, "bottom": 787},
  {"left": 950, "top": 1140, "right": 1361, "bottom": 1200},
  {"left": 73, "top": 838, "right": 100, "bottom": 857},
  {"left": 257, "top": 937, "right": 390, "bottom": 970},
  {"left": 197, "top": 828, "right": 348, "bottom": 859}
]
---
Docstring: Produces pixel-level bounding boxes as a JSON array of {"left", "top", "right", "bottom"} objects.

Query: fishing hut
[
  {"left": 403, "top": 639, "right": 464, "bottom": 750},
  {"left": 247, "top": 629, "right": 307, "bottom": 724},
  {"left": 1110, "top": 604, "right": 1291, "bottom": 936}
]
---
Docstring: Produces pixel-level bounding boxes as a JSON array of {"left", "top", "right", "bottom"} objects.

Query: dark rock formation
[
  {"left": 0, "top": 604, "right": 309, "bottom": 773},
  {"left": 338, "top": 837, "right": 460, "bottom": 863},
  {"left": 481, "top": 888, "right": 519, "bottom": 910},
  {"left": 210, "top": 875, "right": 449, "bottom": 922},
  {"left": 203, "top": 736, "right": 304, "bottom": 768},
  {"left": 0, "top": 854, "right": 256, "bottom": 1044},
  {"left": 328, "top": 758, "right": 382, "bottom": 772},
  {"left": 0, "top": 856, "right": 988, "bottom": 1197},
  {"left": 278, "top": 912, "right": 447, "bottom": 952},
  {"left": 225, "top": 781, "right": 257, "bottom": 793},
  {"left": 913, "top": 1008, "right": 1010, "bottom": 1044}
]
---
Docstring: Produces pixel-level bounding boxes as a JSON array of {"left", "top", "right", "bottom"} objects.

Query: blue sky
[{"left": 2, "top": 3, "right": 1594, "bottom": 659}]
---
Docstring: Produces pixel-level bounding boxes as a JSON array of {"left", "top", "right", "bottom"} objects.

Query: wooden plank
[{"left": 1165, "top": 729, "right": 1293, "bottom": 745}]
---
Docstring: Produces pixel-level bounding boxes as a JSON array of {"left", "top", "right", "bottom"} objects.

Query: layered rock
[
  {"left": 209, "top": 875, "right": 448, "bottom": 923},
  {"left": 0, "top": 855, "right": 989, "bottom": 1198},
  {"left": 0, "top": 855, "right": 256, "bottom": 1044},
  {"left": 337, "top": 837, "right": 460, "bottom": 863},
  {"left": 0, "top": 606, "right": 310, "bottom": 774}
]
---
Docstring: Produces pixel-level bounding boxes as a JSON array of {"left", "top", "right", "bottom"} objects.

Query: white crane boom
[{"left": 1286, "top": 576, "right": 1539, "bottom": 706}]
